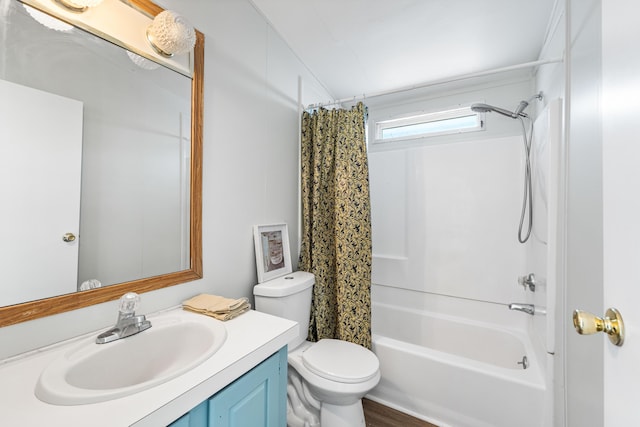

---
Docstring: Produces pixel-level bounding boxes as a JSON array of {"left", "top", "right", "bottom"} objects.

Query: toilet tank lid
[{"left": 253, "top": 271, "right": 315, "bottom": 297}]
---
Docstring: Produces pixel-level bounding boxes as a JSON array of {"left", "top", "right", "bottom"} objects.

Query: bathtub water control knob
[
  {"left": 518, "top": 273, "right": 536, "bottom": 292},
  {"left": 573, "top": 308, "right": 625, "bottom": 347}
]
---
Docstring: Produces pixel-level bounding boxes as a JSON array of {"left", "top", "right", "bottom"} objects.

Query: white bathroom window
[{"left": 374, "top": 106, "right": 483, "bottom": 143}]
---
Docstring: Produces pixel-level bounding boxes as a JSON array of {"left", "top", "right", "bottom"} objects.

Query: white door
[
  {"left": 565, "top": 0, "right": 640, "bottom": 425},
  {"left": 600, "top": 0, "right": 640, "bottom": 424},
  {"left": 0, "top": 79, "right": 83, "bottom": 306}
]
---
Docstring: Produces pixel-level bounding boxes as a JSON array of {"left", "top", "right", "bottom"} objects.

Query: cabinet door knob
[
  {"left": 62, "top": 233, "right": 76, "bottom": 242},
  {"left": 573, "top": 307, "right": 625, "bottom": 346}
]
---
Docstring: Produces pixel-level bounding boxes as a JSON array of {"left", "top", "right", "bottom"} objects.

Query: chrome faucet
[
  {"left": 508, "top": 303, "right": 536, "bottom": 315},
  {"left": 96, "top": 292, "right": 152, "bottom": 344},
  {"left": 518, "top": 273, "right": 537, "bottom": 292}
]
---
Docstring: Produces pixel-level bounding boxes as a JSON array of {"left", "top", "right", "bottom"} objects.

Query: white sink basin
[{"left": 35, "top": 312, "right": 227, "bottom": 405}]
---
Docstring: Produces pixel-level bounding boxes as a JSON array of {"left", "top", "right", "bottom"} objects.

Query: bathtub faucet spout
[{"left": 508, "top": 303, "right": 535, "bottom": 315}]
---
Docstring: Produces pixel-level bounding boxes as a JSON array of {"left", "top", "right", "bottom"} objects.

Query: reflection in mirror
[{"left": 0, "top": 0, "right": 203, "bottom": 326}]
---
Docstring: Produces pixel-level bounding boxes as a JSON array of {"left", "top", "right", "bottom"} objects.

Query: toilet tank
[{"left": 253, "top": 271, "right": 315, "bottom": 349}]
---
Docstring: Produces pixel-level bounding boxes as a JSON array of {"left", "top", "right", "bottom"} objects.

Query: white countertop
[{"left": 0, "top": 308, "right": 297, "bottom": 427}]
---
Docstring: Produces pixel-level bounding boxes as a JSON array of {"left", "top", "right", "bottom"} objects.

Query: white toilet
[{"left": 253, "top": 271, "right": 380, "bottom": 427}]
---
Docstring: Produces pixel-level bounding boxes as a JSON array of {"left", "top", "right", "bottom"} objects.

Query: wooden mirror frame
[{"left": 0, "top": 0, "right": 204, "bottom": 328}]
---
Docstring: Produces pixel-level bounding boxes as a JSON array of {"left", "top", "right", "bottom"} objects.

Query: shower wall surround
[
  {"left": 368, "top": 80, "right": 536, "bottom": 306},
  {"left": 366, "top": 79, "right": 560, "bottom": 426},
  {"left": 370, "top": 135, "right": 525, "bottom": 304}
]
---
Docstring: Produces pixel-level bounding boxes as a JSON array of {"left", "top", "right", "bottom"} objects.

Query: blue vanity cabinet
[
  {"left": 168, "top": 347, "right": 287, "bottom": 427},
  {"left": 169, "top": 401, "right": 208, "bottom": 427}
]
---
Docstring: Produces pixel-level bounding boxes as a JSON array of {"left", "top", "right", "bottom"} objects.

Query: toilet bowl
[
  {"left": 292, "top": 340, "right": 380, "bottom": 405},
  {"left": 253, "top": 271, "right": 380, "bottom": 427}
]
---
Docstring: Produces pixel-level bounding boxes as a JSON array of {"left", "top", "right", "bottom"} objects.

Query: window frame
[{"left": 373, "top": 106, "right": 484, "bottom": 144}]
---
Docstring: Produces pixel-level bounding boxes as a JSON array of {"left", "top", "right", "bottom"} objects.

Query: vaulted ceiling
[{"left": 250, "top": 0, "right": 558, "bottom": 100}]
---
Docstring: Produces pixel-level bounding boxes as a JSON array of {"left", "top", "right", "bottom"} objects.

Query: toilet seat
[{"left": 302, "top": 339, "right": 379, "bottom": 384}]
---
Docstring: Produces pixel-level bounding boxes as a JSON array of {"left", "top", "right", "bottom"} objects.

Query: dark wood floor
[{"left": 363, "top": 398, "right": 438, "bottom": 427}]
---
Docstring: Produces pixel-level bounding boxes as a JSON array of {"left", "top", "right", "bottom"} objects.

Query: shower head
[
  {"left": 513, "top": 101, "right": 529, "bottom": 117},
  {"left": 471, "top": 93, "right": 543, "bottom": 120},
  {"left": 470, "top": 103, "right": 517, "bottom": 118}
]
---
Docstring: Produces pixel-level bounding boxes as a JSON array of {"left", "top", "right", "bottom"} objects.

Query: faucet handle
[
  {"left": 119, "top": 292, "right": 141, "bottom": 314},
  {"left": 518, "top": 273, "right": 536, "bottom": 292}
]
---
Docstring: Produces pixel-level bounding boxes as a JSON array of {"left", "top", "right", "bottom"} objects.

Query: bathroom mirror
[{"left": 0, "top": 0, "right": 203, "bottom": 327}]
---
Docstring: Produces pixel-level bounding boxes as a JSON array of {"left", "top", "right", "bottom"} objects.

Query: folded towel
[
  {"left": 183, "top": 294, "right": 249, "bottom": 313},
  {"left": 207, "top": 304, "right": 251, "bottom": 321},
  {"left": 182, "top": 294, "right": 251, "bottom": 321}
]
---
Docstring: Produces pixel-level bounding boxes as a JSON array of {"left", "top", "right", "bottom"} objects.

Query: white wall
[
  {"left": 0, "top": 0, "right": 331, "bottom": 360},
  {"left": 76, "top": 46, "right": 192, "bottom": 288}
]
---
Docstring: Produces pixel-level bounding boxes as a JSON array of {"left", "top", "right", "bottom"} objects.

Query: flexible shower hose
[{"left": 517, "top": 117, "right": 534, "bottom": 243}]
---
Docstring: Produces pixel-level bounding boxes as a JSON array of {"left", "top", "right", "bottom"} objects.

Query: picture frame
[{"left": 253, "top": 223, "right": 292, "bottom": 283}]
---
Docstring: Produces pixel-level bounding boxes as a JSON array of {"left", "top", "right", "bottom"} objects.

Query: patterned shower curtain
[{"left": 299, "top": 102, "right": 372, "bottom": 349}]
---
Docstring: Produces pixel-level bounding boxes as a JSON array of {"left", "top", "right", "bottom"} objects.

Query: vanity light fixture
[
  {"left": 146, "top": 10, "right": 196, "bottom": 57},
  {"left": 53, "top": 0, "right": 104, "bottom": 13}
]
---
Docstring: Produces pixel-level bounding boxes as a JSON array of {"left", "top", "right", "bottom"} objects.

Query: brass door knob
[
  {"left": 63, "top": 233, "right": 76, "bottom": 242},
  {"left": 573, "top": 307, "right": 625, "bottom": 347}
]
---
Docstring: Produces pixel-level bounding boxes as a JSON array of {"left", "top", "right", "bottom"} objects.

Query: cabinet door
[
  {"left": 169, "top": 401, "right": 208, "bottom": 427},
  {"left": 209, "top": 347, "right": 287, "bottom": 427}
]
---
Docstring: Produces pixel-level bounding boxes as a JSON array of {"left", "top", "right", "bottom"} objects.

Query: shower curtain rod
[{"left": 305, "top": 56, "right": 563, "bottom": 110}]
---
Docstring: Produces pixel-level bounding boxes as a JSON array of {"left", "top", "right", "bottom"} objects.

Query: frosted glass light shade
[
  {"left": 146, "top": 10, "right": 196, "bottom": 57},
  {"left": 126, "top": 51, "right": 161, "bottom": 71},
  {"left": 23, "top": 4, "right": 73, "bottom": 31}
]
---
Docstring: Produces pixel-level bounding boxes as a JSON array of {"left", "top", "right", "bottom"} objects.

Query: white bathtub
[{"left": 368, "top": 302, "right": 547, "bottom": 427}]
